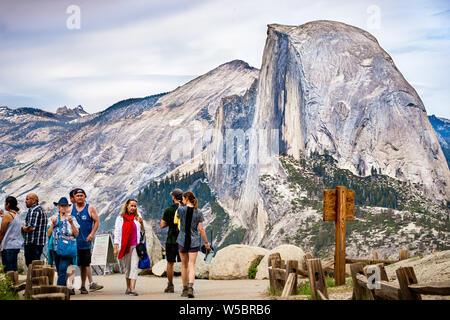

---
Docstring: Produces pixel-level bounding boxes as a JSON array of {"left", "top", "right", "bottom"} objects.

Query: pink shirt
[{"left": 130, "top": 222, "right": 137, "bottom": 246}]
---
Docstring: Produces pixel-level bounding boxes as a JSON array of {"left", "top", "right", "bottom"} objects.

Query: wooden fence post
[
  {"left": 307, "top": 259, "right": 328, "bottom": 300},
  {"left": 399, "top": 250, "right": 409, "bottom": 261},
  {"left": 268, "top": 253, "right": 282, "bottom": 292},
  {"left": 372, "top": 251, "right": 379, "bottom": 260},
  {"left": 335, "top": 186, "right": 347, "bottom": 286},
  {"left": 350, "top": 263, "right": 373, "bottom": 300},
  {"left": 396, "top": 267, "right": 421, "bottom": 300},
  {"left": 303, "top": 252, "right": 313, "bottom": 271}
]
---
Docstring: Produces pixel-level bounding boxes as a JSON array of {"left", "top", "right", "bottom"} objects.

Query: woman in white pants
[{"left": 113, "top": 198, "right": 144, "bottom": 296}]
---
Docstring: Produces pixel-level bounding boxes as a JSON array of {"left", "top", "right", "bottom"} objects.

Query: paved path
[{"left": 70, "top": 274, "right": 270, "bottom": 300}]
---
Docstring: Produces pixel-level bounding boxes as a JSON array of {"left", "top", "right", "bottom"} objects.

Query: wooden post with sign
[{"left": 323, "top": 185, "right": 354, "bottom": 286}]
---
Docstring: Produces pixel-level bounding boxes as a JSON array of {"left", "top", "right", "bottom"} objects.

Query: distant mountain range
[{"left": 429, "top": 115, "right": 450, "bottom": 167}]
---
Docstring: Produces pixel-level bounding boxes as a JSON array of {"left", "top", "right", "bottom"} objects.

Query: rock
[
  {"left": 255, "top": 244, "right": 305, "bottom": 280},
  {"left": 150, "top": 252, "right": 209, "bottom": 279},
  {"left": 143, "top": 220, "right": 163, "bottom": 267},
  {"left": 385, "top": 250, "right": 450, "bottom": 283},
  {"left": 209, "top": 244, "right": 268, "bottom": 280},
  {"left": 195, "top": 252, "right": 210, "bottom": 279},
  {"left": 18, "top": 250, "right": 26, "bottom": 274}
]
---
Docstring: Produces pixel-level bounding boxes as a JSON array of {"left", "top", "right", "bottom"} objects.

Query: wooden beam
[
  {"left": 281, "top": 273, "right": 297, "bottom": 298},
  {"left": 408, "top": 281, "right": 450, "bottom": 296},
  {"left": 346, "top": 258, "right": 398, "bottom": 265},
  {"left": 286, "top": 260, "right": 298, "bottom": 293},
  {"left": 317, "top": 290, "right": 329, "bottom": 300},
  {"left": 31, "top": 293, "right": 66, "bottom": 300},
  {"left": 355, "top": 274, "right": 400, "bottom": 300},
  {"left": 396, "top": 267, "right": 421, "bottom": 300}
]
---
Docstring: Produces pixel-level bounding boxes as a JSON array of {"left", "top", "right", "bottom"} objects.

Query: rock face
[
  {"left": 255, "top": 244, "right": 305, "bottom": 280},
  {"left": 209, "top": 244, "right": 268, "bottom": 280},
  {"left": 385, "top": 250, "right": 450, "bottom": 283},
  {"left": 233, "top": 20, "right": 450, "bottom": 249},
  {"left": 243, "top": 21, "right": 449, "bottom": 209}
]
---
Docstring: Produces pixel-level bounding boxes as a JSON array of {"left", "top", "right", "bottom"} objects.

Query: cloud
[{"left": 0, "top": 0, "right": 449, "bottom": 118}]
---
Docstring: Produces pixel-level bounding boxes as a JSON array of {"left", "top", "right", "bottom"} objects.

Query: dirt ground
[{"left": 70, "top": 274, "right": 271, "bottom": 300}]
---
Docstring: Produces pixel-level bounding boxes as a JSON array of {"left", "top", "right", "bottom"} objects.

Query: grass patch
[
  {"left": 248, "top": 263, "right": 258, "bottom": 279},
  {"left": 326, "top": 275, "right": 335, "bottom": 288},
  {"left": 297, "top": 281, "right": 312, "bottom": 296},
  {"left": 266, "top": 286, "right": 282, "bottom": 296}
]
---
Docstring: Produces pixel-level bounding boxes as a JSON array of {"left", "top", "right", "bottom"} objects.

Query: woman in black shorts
[{"left": 176, "top": 191, "right": 210, "bottom": 298}]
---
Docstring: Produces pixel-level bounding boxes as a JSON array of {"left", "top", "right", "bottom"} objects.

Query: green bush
[{"left": 0, "top": 271, "right": 20, "bottom": 300}]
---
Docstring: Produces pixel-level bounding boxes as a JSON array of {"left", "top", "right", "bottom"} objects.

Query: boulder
[
  {"left": 255, "top": 244, "right": 305, "bottom": 280},
  {"left": 143, "top": 220, "right": 163, "bottom": 266},
  {"left": 150, "top": 252, "right": 209, "bottom": 279},
  {"left": 209, "top": 244, "right": 268, "bottom": 280}
]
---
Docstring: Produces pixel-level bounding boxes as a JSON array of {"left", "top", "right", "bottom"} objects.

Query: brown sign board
[{"left": 323, "top": 189, "right": 355, "bottom": 221}]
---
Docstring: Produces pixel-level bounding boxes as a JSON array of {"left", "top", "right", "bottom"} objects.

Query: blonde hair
[
  {"left": 183, "top": 191, "right": 198, "bottom": 210},
  {"left": 120, "top": 198, "right": 138, "bottom": 219}
]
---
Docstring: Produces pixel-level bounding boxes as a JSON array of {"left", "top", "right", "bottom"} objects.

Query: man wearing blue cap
[{"left": 70, "top": 188, "right": 103, "bottom": 294}]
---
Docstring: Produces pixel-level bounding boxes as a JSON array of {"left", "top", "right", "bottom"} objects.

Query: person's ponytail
[
  {"left": 183, "top": 191, "right": 198, "bottom": 210},
  {"left": 193, "top": 198, "right": 198, "bottom": 210}
]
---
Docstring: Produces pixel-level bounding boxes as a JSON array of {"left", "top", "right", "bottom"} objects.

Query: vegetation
[
  {"left": 137, "top": 167, "right": 245, "bottom": 248},
  {"left": 248, "top": 262, "right": 258, "bottom": 279},
  {"left": 0, "top": 270, "right": 21, "bottom": 300}
]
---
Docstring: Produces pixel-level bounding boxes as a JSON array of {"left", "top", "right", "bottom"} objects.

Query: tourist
[
  {"left": 71, "top": 188, "right": 103, "bottom": 294},
  {"left": 47, "top": 197, "right": 79, "bottom": 287},
  {"left": 0, "top": 196, "right": 24, "bottom": 272},
  {"left": 160, "top": 188, "right": 183, "bottom": 293},
  {"left": 176, "top": 191, "right": 210, "bottom": 298},
  {"left": 113, "top": 198, "right": 145, "bottom": 296},
  {"left": 22, "top": 193, "right": 48, "bottom": 267}
]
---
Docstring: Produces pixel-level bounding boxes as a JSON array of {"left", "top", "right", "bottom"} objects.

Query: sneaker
[
  {"left": 164, "top": 283, "right": 174, "bottom": 293},
  {"left": 89, "top": 282, "right": 104, "bottom": 292},
  {"left": 187, "top": 286, "right": 194, "bottom": 298},
  {"left": 80, "top": 287, "right": 88, "bottom": 294},
  {"left": 69, "top": 288, "right": 76, "bottom": 295},
  {"left": 128, "top": 291, "right": 139, "bottom": 296},
  {"left": 181, "top": 287, "right": 188, "bottom": 297}
]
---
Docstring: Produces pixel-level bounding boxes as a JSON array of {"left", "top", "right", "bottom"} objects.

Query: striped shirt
[{"left": 24, "top": 204, "right": 48, "bottom": 246}]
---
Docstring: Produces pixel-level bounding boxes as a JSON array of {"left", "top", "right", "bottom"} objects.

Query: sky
[{"left": 0, "top": 0, "right": 449, "bottom": 118}]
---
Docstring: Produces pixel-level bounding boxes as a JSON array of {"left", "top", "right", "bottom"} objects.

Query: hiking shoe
[
  {"left": 181, "top": 287, "right": 188, "bottom": 297},
  {"left": 89, "top": 282, "right": 104, "bottom": 291},
  {"left": 164, "top": 283, "right": 174, "bottom": 293},
  {"left": 187, "top": 286, "right": 194, "bottom": 298},
  {"left": 80, "top": 287, "right": 88, "bottom": 294},
  {"left": 69, "top": 288, "right": 76, "bottom": 295}
]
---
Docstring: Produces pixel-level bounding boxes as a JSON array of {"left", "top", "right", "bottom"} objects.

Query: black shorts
[
  {"left": 77, "top": 249, "right": 92, "bottom": 267},
  {"left": 165, "top": 243, "right": 181, "bottom": 263}
]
